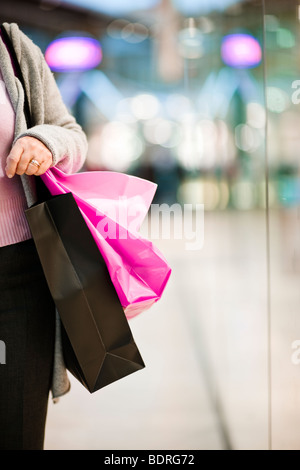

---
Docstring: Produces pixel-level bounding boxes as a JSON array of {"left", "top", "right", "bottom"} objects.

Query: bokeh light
[
  {"left": 45, "top": 36, "right": 102, "bottom": 72},
  {"left": 95, "top": 121, "right": 144, "bottom": 172},
  {"left": 130, "top": 94, "right": 161, "bottom": 120},
  {"left": 221, "top": 33, "right": 262, "bottom": 69},
  {"left": 266, "top": 86, "right": 290, "bottom": 113}
]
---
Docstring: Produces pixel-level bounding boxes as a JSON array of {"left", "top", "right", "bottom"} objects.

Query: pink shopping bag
[{"left": 41, "top": 167, "right": 171, "bottom": 318}]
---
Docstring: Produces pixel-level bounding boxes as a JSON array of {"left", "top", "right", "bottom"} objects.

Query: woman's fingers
[{"left": 5, "top": 136, "right": 53, "bottom": 178}]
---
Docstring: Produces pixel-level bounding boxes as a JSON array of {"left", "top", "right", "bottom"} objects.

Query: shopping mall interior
[{"left": 2, "top": 0, "right": 300, "bottom": 450}]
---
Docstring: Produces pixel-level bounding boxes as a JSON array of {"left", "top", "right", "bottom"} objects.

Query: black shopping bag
[{"left": 25, "top": 192, "right": 145, "bottom": 393}]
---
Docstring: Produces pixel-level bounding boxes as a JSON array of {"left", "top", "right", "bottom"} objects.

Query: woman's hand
[{"left": 5, "top": 136, "right": 53, "bottom": 178}]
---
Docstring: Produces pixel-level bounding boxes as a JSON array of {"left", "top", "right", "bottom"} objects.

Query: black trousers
[{"left": 0, "top": 238, "right": 55, "bottom": 450}]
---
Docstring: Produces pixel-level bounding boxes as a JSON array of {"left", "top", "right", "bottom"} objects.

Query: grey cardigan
[{"left": 0, "top": 23, "right": 88, "bottom": 400}]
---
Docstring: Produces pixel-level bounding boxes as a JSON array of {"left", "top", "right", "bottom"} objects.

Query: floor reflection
[{"left": 45, "top": 209, "right": 300, "bottom": 450}]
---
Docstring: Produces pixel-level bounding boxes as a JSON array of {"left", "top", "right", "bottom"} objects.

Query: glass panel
[
  {"left": 168, "top": 0, "right": 269, "bottom": 450},
  {"left": 264, "top": 0, "right": 300, "bottom": 450}
]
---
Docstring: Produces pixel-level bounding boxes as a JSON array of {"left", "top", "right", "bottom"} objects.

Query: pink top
[{"left": 0, "top": 69, "right": 31, "bottom": 246}]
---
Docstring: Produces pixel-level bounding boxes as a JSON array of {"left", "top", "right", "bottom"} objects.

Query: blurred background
[{"left": 2, "top": 0, "right": 300, "bottom": 450}]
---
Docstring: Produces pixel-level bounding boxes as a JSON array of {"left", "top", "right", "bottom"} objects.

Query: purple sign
[
  {"left": 45, "top": 36, "right": 102, "bottom": 72},
  {"left": 221, "top": 33, "right": 262, "bottom": 69}
]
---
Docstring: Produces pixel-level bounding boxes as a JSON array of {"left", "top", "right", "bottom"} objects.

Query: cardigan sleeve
[{"left": 8, "top": 23, "right": 88, "bottom": 174}]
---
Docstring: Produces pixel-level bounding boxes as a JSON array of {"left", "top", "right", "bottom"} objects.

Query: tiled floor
[{"left": 44, "top": 209, "right": 300, "bottom": 450}]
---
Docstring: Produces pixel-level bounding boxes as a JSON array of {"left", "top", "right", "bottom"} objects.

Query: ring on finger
[{"left": 29, "top": 159, "right": 41, "bottom": 169}]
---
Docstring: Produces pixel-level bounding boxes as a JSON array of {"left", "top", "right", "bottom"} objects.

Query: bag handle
[{"left": 0, "top": 24, "right": 32, "bottom": 128}]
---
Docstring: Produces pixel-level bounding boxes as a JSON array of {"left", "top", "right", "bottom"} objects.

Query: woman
[{"left": 0, "top": 23, "right": 87, "bottom": 449}]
